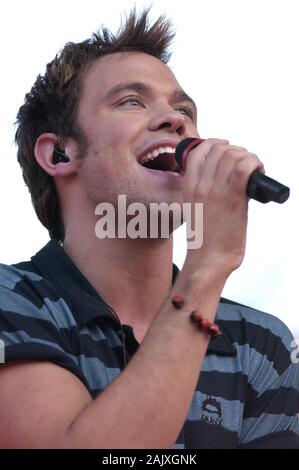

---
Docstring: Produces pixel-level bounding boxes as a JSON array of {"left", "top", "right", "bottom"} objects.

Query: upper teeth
[{"left": 139, "top": 146, "right": 175, "bottom": 165}]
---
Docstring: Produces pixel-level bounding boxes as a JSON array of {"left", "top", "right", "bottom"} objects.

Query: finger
[
  {"left": 183, "top": 139, "right": 229, "bottom": 195},
  {"left": 212, "top": 147, "right": 253, "bottom": 195},
  {"left": 228, "top": 154, "right": 265, "bottom": 197},
  {"left": 197, "top": 144, "right": 250, "bottom": 197}
]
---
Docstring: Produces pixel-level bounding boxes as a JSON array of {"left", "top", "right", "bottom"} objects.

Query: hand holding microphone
[
  {"left": 176, "top": 138, "right": 290, "bottom": 275},
  {"left": 175, "top": 138, "right": 290, "bottom": 204}
]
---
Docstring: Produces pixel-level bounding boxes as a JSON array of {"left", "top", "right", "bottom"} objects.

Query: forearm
[{"left": 57, "top": 265, "right": 227, "bottom": 449}]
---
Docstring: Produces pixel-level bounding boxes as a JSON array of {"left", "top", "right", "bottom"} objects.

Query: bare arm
[
  {"left": 0, "top": 266, "right": 225, "bottom": 449},
  {"left": 0, "top": 139, "right": 263, "bottom": 449}
]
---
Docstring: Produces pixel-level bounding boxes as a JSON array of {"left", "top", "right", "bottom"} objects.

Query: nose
[{"left": 148, "top": 105, "right": 186, "bottom": 136}]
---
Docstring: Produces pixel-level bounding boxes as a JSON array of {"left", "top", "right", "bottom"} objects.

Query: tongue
[{"left": 143, "top": 153, "right": 180, "bottom": 172}]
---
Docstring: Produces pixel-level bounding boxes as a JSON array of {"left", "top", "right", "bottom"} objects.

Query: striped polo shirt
[{"left": 0, "top": 240, "right": 298, "bottom": 449}]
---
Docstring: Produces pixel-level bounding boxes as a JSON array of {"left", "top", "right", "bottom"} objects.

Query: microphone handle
[
  {"left": 247, "top": 170, "right": 289, "bottom": 204},
  {"left": 175, "top": 138, "right": 290, "bottom": 204}
]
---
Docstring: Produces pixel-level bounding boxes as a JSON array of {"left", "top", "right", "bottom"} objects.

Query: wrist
[
  {"left": 171, "top": 295, "right": 221, "bottom": 339},
  {"left": 185, "top": 247, "right": 245, "bottom": 279},
  {"left": 172, "top": 263, "right": 227, "bottom": 322},
  {"left": 182, "top": 256, "right": 229, "bottom": 289}
]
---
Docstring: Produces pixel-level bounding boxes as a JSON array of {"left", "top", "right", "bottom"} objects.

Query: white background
[{"left": 0, "top": 0, "right": 298, "bottom": 337}]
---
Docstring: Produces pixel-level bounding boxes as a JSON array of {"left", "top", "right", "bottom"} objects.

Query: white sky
[{"left": 0, "top": 0, "right": 298, "bottom": 337}]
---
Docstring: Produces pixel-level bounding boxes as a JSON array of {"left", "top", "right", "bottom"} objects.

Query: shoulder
[
  {"left": 219, "top": 300, "right": 298, "bottom": 390},
  {"left": 217, "top": 298, "right": 297, "bottom": 382},
  {"left": 217, "top": 297, "right": 295, "bottom": 346},
  {"left": 0, "top": 261, "right": 76, "bottom": 327},
  {"left": 0, "top": 261, "right": 39, "bottom": 286},
  {"left": 0, "top": 261, "right": 87, "bottom": 386},
  {"left": 218, "top": 300, "right": 299, "bottom": 448}
]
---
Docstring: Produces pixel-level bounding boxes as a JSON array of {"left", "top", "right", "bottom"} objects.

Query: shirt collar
[{"left": 31, "top": 240, "right": 236, "bottom": 356}]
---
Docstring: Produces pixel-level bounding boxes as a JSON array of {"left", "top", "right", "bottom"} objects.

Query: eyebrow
[{"left": 104, "top": 81, "right": 197, "bottom": 113}]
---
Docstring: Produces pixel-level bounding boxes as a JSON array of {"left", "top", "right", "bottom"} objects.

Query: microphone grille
[{"left": 175, "top": 138, "right": 204, "bottom": 168}]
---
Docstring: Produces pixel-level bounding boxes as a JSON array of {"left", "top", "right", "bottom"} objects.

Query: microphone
[{"left": 175, "top": 138, "right": 290, "bottom": 204}]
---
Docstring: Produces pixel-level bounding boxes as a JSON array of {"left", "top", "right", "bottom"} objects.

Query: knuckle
[
  {"left": 231, "top": 145, "right": 248, "bottom": 152},
  {"left": 207, "top": 138, "right": 229, "bottom": 144},
  {"left": 222, "top": 146, "right": 247, "bottom": 158},
  {"left": 246, "top": 153, "right": 264, "bottom": 172},
  {"left": 251, "top": 153, "right": 263, "bottom": 166},
  {"left": 211, "top": 142, "right": 229, "bottom": 153},
  {"left": 222, "top": 148, "right": 233, "bottom": 158},
  {"left": 233, "top": 160, "right": 247, "bottom": 175}
]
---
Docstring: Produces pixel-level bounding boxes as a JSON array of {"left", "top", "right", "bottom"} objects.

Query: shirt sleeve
[
  {"left": 0, "top": 283, "right": 89, "bottom": 390},
  {"left": 238, "top": 318, "right": 299, "bottom": 449}
]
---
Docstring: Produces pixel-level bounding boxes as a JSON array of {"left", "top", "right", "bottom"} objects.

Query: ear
[{"left": 34, "top": 133, "right": 78, "bottom": 177}]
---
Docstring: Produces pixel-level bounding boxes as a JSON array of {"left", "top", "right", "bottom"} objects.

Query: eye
[
  {"left": 176, "top": 107, "right": 194, "bottom": 119},
  {"left": 118, "top": 96, "right": 144, "bottom": 107}
]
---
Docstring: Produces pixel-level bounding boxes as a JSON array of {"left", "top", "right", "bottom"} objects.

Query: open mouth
[{"left": 139, "top": 147, "right": 181, "bottom": 174}]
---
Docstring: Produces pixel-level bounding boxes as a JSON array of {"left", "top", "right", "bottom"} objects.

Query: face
[{"left": 76, "top": 52, "right": 199, "bottom": 210}]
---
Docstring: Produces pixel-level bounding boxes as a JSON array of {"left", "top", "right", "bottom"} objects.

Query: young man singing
[{"left": 0, "top": 10, "right": 298, "bottom": 448}]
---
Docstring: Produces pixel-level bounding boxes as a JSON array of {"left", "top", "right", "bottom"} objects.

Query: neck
[{"left": 63, "top": 218, "right": 174, "bottom": 329}]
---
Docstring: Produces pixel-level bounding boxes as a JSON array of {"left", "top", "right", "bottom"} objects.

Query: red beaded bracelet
[
  {"left": 190, "top": 310, "right": 221, "bottom": 338},
  {"left": 171, "top": 295, "right": 221, "bottom": 339}
]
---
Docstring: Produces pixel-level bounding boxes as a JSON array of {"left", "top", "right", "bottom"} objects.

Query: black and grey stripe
[{"left": 0, "top": 240, "right": 298, "bottom": 448}]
